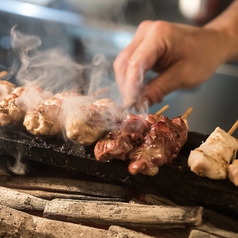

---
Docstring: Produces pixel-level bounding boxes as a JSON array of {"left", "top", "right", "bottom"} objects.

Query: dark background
[{"left": 0, "top": 0, "right": 237, "bottom": 137}]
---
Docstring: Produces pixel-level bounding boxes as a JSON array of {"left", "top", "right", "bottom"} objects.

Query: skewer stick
[
  {"left": 228, "top": 120, "right": 238, "bottom": 135},
  {"left": 0, "top": 71, "right": 7, "bottom": 78},
  {"left": 182, "top": 107, "right": 193, "bottom": 119},
  {"left": 155, "top": 105, "right": 169, "bottom": 115}
]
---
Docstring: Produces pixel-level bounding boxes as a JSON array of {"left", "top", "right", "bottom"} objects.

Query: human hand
[{"left": 113, "top": 20, "right": 228, "bottom": 108}]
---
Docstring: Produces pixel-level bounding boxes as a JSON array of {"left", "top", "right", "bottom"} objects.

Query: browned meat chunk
[
  {"left": 65, "top": 98, "right": 127, "bottom": 146},
  {"left": 0, "top": 86, "right": 51, "bottom": 127},
  {"left": 128, "top": 116, "right": 188, "bottom": 176},
  {"left": 0, "top": 80, "right": 16, "bottom": 101},
  {"left": 0, "top": 87, "right": 26, "bottom": 126},
  {"left": 94, "top": 114, "right": 150, "bottom": 161},
  {"left": 23, "top": 91, "right": 79, "bottom": 137}
]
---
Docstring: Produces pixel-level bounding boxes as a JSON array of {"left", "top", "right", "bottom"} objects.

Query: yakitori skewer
[{"left": 188, "top": 120, "right": 238, "bottom": 180}]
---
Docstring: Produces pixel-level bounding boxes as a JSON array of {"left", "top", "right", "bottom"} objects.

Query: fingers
[
  {"left": 141, "top": 62, "right": 190, "bottom": 105},
  {"left": 113, "top": 20, "right": 153, "bottom": 86},
  {"left": 114, "top": 21, "right": 160, "bottom": 104}
]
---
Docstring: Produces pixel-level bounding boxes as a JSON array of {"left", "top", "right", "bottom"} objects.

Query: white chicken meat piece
[
  {"left": 228, "top": 159, "right": 238, "bottom": 186},
  {"left": 0, "top": 80, "right": 16, "bottom": 101},
  {"left": 0, "top": 86, "right": 51, "bottom": 127},
  {"left": 188, "top": 127, "right": 238, "bottom": 180},
  {"left": 23, "top": 91, "right": 79, "bottom": 137},
  {"left": 66, "top": 98, "right": 127, "bottom": 146},
  {"left": 0, "top": 87, "right": 26, "bottom": 126}
]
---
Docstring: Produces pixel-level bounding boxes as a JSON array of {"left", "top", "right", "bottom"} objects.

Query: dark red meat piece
[
  {"left": 128, "top": 116, "right": 188, "bottom": 176},
  {"left": 94, "top": 114, "right": 151, "bottom": 162}
]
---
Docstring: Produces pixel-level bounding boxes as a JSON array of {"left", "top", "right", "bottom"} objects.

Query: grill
[{"left": 1, "top": 128, "right": 238, "bottom": 237}]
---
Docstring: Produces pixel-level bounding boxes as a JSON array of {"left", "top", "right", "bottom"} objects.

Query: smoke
[
  {"left": 0, "top": 25, "right": 128, "bottom": 176},
  {"left": 7, "top": 152, "right": 28, "bottom": 176},
  {"left": 0, "top": 146, "right": 29, "bottom": 176},
  {"left": 10, "top": 26, "right": 85, "bottom": 92},
  {"left": 10, "top": 26, "right": 122, "bottom": 102}
]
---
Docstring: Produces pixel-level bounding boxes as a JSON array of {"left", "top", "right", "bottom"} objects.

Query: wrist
[
  {"left": 203, "top": 0, "right": 238, "bottom": 63},
  {"left": 204, "top": 24, "right": 238, "bottom": 64}
]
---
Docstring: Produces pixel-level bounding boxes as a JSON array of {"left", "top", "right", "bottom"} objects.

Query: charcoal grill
[
  {"left": 1, "top": 127, "right": 238, "bottom": 212},
  {"left": 1, "top": 127, "right": 238, "bottom": 237}
]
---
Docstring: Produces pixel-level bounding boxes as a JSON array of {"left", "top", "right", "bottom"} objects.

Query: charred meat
[
  {"left": 95, "top": 114, "right": 188, "bottom": 176},
  {"left": 94, "top": 114, "right": 150, "bottom": 162},
  {"left": 128, "top": 116, "right": 188, "bottom": 176}
]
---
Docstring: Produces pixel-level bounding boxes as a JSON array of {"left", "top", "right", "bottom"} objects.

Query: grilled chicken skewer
[
  {"left": 65, "top": 98, "right": 127, "bottom": 146},
  {"left": 0, "top": 86, "right": 29, "bottom": 127},
  {"left": 0, "top": 86, "right": 52, "bottom": 127},
  {"left": 23, "top": 91, "right": 79, "bottom": 137},
  {"left": 188, "top": 120, "right": 238, "bottom": 180},
  {"left": 128, "top": 108, "right": 190, "bottom": 176},
  {"left": 94, "top": 105, "right": 190, "bottom": 176},
  {"left": 94, "top": 105, "right": 170, "bottom": 162},
  {"left": 0, "top": 80, "right": 16, "bottom": 102},
  {"left": 94, "top": 114, "right": 150, "bottom": 162}
]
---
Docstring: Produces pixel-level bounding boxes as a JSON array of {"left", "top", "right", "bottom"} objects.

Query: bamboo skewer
[
  {"left": 181, "top": 107, "right": 193, "bottom": 129},
  {"left": 228, "top": 120, "right": 238, "bottom": 135},
  {"left": 155, "top": 105, "right": 169, "bottom": 115},
  {"left": 182, "top": 107, "right": 193, "bottom": 119}
]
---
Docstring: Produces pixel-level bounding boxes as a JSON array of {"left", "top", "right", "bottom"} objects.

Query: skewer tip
[
  {"left": 228, "top": 120, "right": 238, "bottom": 135},
  {"left": 182, "top": 107, "right": 193, "bottom": 119},
  {"left": 155, "top": 105, "right": 170, "bottom": 116}
]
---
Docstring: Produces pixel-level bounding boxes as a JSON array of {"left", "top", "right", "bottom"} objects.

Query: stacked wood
[
  {"left": 107, "top": 226, "right": 154, "bottom": 238},
  {"left": 43, "top": 199, "right": 203, "bottom": 229},
  {"left": 144, "top": 193, "right": 177, "bottom": 206},
  {"left": 0, "top": 186, "right": 47, "bottom": 211},
  {"left": 189, "top": 230, "right": 220, "bottom": 238},
  {"left": 0, "top": 205, "right": 110, "bottom": 238},
  {"left": 189, "top": 225, "right": 238, "bottom": 238},
  {"left": 0, "top": 176, "right": 128, "bottom": 199},
  {"left": 11, "top": 188, "right": 125, "bottom": 201}
]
